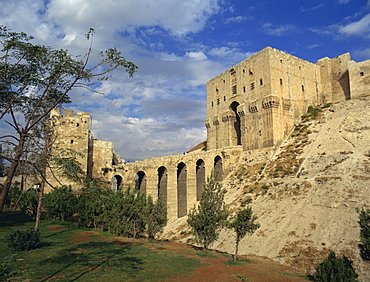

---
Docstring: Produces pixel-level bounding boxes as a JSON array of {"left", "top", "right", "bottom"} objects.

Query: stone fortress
[{"left": 47, "top": 46, "right": 370, "bottom": 221}]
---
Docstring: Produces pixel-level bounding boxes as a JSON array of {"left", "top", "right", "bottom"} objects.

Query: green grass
[
  {"left": 0, "top": 211, "right": 202, "bottom": 281},
  {"left": 223, "top": 257, "right": 251, "bottom": 265}
]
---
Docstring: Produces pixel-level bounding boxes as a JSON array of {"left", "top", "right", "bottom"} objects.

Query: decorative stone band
[
  {"left": 222, "top": 110, "right": 236, "bottom": 123},
  {"left": 262, "top": 95, "right": 280, "bottom": 109}
]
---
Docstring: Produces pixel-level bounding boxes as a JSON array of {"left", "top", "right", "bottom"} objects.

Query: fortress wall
[
  {"left": 101, "top": 146, "right": 244, "bottom": 221},
  {"left": 348, "top": 59, "right": 370, "bottom": 98}
]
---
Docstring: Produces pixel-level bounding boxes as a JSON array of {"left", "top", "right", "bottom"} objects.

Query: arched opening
[
  {"left": 135, "top": 171, "right": 146, "bottom": 194},
  {"left": 196, "top": 159, "right": 205, "bottom": 201},
  {"left": 177, "top": 162, "right": 187, "bottom": 218},
  {"left": 214, "top": 156, "right": 223, "bottom": 181},
  {"left": 157, "top": 166, "right": 167, "bottom": 204},
  {"left": 230, "top": 101, "right": 242, "bottom": 145},
  {"left": 110, "top": 175, "right": 122, "bottom": 192}
]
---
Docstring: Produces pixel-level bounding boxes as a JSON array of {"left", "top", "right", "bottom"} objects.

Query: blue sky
[{"left": 1, "top": 0, "right": 369, "bottom": 161}]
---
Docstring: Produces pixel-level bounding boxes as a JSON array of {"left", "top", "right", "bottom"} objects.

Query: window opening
[{"left": 232, "top": 85, "right": 237, "bottom": 95}]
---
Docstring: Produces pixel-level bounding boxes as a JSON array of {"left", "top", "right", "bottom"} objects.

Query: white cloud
[
  {"left": 353, "top": 48, "right": 370, "bottom": 60},
  {"left": 46, "top": 0, "right": 220, "bottom": 37},
  {"left": 185, "top": 51, "right": 207, "bottom": 60},
  {"left": 262, "top": 23, "right": 297, "bottom": 36},
  {"left": 339, "top": 14, "right": 370, "bottom": 38},
  {"left": 225, "top": 16, "right": 249, "bottom": 24}
]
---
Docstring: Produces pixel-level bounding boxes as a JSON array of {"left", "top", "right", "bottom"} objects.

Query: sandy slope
[{"left": 162, "top": 96, "right": 370, "bottom": 281}]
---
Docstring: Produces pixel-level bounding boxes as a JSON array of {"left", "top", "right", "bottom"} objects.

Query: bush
[
  {"left": 4, "top": 229, "right": 40, "bottom": 251},
  {"left": 313, "top": 251, "right": 358, "bottom": 282},
  {"left": 102, "top": 189, "right": 148, "bottom": 238},
  {"left": 146, "top": 196, "right": 168, "bottom": 240},
  {"left": 43, "top": 186, "right": 79, "bottom": 221},
  {"left": 358, "top": 208, "right": 370, "bottom": 260}
]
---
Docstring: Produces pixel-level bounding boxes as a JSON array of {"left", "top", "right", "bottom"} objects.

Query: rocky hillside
[{"left": 162, "top": 96, "right": 370, "bottom": 281}]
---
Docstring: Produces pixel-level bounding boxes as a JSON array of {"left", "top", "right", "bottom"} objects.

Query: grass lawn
[
  {"left": 0, "top": 211, "right": 309, "bottom": 281},
  {"left": 0, "top": 211, "right": 202, "bottom": 281}
]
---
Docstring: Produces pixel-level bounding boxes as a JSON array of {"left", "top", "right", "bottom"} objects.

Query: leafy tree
[
  {"left": 103, "top": 189, "right": 148, "bottom": 238},
  {"left": 187, "top": 172, "right": 229, "bottom": 249},
  {"left": 0, "top": 26, "right": 137, "bottom": 212},
  {"left": 76, "top": 178, "right": 112, "bottom": 229},
  {"left": 43, "top": 186, "right": 79, "bottom": 221},
  {"left": 358, "top": 207, "right": 370, "bottom": 260},
  {"left": 228, "top": 206, "right": 260, "bottom": 261},
  {"left": 313, "top": 251, "right": 358, "bottom": 282},
  {"left": 146, "top": 196, "right": 168, "bottom": 240}
]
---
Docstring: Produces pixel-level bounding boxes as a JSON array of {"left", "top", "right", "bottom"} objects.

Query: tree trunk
[
  {"left": 234, "top": 239, "right": 240, "bottom": 261},
  {"left": 0, "top": 134, "right": 26, "bottom": 212},
  {"left": 34, "top": 178, "right": 45, "bottom": 230}
]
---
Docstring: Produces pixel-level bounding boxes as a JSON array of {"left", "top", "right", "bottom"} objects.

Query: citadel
[{"left": 47, "top": 46, "right": 370, "bottom": 221}]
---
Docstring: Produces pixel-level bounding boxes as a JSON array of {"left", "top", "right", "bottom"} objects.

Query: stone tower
[
  {"left": 46, "top": 109, "right": 92, "bottom": 191},
  {"left": 204, "top": 47, "right": 355, "bottom": 152}
]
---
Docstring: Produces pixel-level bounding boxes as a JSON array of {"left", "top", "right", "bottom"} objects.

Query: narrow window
[
  {"left": 224, "top": 96, "right": 226, "bottom": 101},
  {"left": 302, "top": 85, "right": 305, "bottom": 92},
  {"left": 232, "top": 85, "right": 237, "bottom": 95},
  {"left": 217, "top": 98, "right": 220, "bottom": 105},
  {"left": 243, "top": 86, "right": 246, "bottom": 93},
  {"left": 70, "top": 140, "right": 74, "bottom": 144},
  {"left": 250, "top": 82, "right": 255, "bottom": 90},
  {"left": 211, "top": 102, "right": 214, "bottom": 107},
  {"left": 260, "top": 79, "right": 263, "bottom": 86},
  {"left": 360, "top": 72, "right": 364, "bottom": 77},
  {"left": 280, "top": 78, "right": 283, "bottom": 85}
]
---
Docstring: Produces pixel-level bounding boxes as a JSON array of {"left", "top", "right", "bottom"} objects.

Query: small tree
[
  {"left": 146, "top": 196, "right": 168, "bottom": 241},
  {"left": 313, "top": 251, "right": 358, "bottom": 282},
  {"left": 187, "top": 172, "right": 229, "bottom": 249},
  {"left": 358, "top": 207, "right": 370, "bottom": 260},
  {"left": 228, "top": 206, "right": 260, "bottom": 261}
]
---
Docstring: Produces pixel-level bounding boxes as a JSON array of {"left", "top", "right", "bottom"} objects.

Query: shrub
[
  {"left": 146, "top": 196, "right": 168, "bottom": 240},
  {"left": 358, "top": 208, "right": 370, "bottom": 260},
  {"left": 43, "top": 186, "right": 79, "bottom": 221},
  {"left": 313, "top": 251, "right": 358, "bottom": 282},
  {"left": 103, "top": 189, "right": 148, "bottom": 238},
  {"left": 4, "top": 229, "right": 40, "bottom": 251}
]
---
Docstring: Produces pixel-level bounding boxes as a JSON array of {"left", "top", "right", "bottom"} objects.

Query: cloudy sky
[{"left": 1, "top": 0, "right": 369, "bottom": 161}]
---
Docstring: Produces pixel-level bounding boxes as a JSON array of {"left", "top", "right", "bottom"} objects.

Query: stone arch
[
  {"left": 196, "top": 159, "right": 205, "bottom": 201},
  {"left": 177, "top": 162, "right": 187, "bottom": 218},
  {"left": 230, "top": 101, "right": 242, "bottom": 145},
  {"left": 135, "top": 171, "right": 146, "bottom": 194},
  {"left": 214, "top": 156, "right": 223, "bottom": 181},
  {"left": 157, "top": 166, "right": 167, "bottom": 204},
  {"left": 111, "top": 175, "right": 123, "bottom": 192}
]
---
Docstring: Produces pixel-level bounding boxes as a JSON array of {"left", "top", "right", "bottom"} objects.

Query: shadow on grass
[
  {"left": 38, "top": 241, "right": 144, "bottom": 281},
  {"left": 0, "top": 211, "right": 34, "bottom": 228}
]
